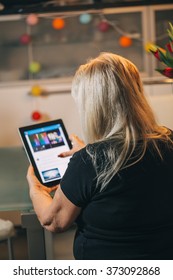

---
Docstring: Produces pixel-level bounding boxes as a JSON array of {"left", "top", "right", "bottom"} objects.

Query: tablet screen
[{"left": 19, "top": 119, "right": 72, "bottom": 186}]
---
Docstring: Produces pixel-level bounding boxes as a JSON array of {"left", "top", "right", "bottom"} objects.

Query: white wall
[
  {"left": 0, "top": 80, "right": 173, "bottom": 147},
  {"left": 0, "top": 80, "right": 82, "bottom": 147},
  {"left": 144, "top": 83, "right": 173, "bottom": 130}
]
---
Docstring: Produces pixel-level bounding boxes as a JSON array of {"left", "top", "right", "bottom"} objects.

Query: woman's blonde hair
[{"left": 71, "top": 52, "right": 171, "bottom": 190}]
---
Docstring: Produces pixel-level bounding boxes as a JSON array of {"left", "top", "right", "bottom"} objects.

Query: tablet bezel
[{"left": 18, "top": 119, "right": 72, "bottom": 187}]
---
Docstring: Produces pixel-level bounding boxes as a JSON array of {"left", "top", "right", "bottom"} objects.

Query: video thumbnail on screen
[{"left": 29, "top": 128, "right": 65, "bottom": 152}]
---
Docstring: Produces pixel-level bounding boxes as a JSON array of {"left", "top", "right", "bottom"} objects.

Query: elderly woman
[{"left": 27, "top": 52, "right": 173, "bottom": 260}]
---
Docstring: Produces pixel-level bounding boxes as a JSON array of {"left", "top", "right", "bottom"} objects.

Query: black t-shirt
[{"left": 60, "top": 136, "right": 173, "bottom": 259}]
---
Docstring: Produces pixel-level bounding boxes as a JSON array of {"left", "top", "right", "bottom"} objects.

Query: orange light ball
[
  {"left": 119, "top": 36, "right": 132, "bottom": 48},
  {"left": 52, "top": 18, "right": 65, "bottom": 30}
]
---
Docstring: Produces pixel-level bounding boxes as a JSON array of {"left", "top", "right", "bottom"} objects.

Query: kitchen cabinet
[{"left": 0, "top": 4, "right": 172, "bottom": 84}]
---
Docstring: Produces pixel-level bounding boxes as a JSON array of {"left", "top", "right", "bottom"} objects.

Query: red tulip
[
  {"left": 166, "top": 41, "right": 173, "bottom": 53},
  {"left": 98, "top": 20, "right": 110, "bottom": 32},
  {"left": 150, "top": 49, "right": 162, "bottom": 61},
  {"left": 20, "top": 34, "right": 31, "bottom": 45},
  {"left": 157, "top": 67, "right": 173, "bottom": 78}
]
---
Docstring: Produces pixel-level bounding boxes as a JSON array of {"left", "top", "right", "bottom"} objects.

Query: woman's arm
[{"left": 27, "top": 166, "right": 81, "bottom": 233}]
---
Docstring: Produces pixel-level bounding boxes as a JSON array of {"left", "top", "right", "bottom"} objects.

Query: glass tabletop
[{"left": 0, "top": 146, "right": 33, "bottom": 211}]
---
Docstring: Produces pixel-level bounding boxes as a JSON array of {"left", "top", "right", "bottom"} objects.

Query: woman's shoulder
[
  {"left": 145, "top": 128, "right": 173, "bottom": 160},
  {"left": 73, "top": 141, "right": 106, "bottom": 163},
  {"left": 72, "top": 145, "right": 92, "bottom": 164}
]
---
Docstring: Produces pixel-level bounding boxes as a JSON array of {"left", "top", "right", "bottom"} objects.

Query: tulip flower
[
  {"left": 150, "top": 49, "right": 162, "bottom": 61},
  {"left": 166, "top": 41, "right": 173, "bottom": 53},
  {"left": 148, "top": 22, "right": 173, "bottom": 78},
  {"left": 150, "top": 48, "right": 173, "bottom": 67},
  {"left": 156, "top": 67, "right": 173, "bottom": 78}
]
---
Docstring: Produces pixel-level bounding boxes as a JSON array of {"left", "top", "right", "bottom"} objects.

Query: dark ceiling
[{"left": 0, "top": 0, "right": 172, "bottom": 15}]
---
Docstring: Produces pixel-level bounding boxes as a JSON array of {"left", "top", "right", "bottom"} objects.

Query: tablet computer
[{"left": 18, "top": 119, "right": 72, "bottom": 187}]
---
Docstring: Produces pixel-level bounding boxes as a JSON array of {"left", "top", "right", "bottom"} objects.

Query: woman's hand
[
  {"left": 27, "top": 165, "right": 58, "bottom": 197},
  {"left": 58, "top": 134, "right": 85, "bottom": 158}
]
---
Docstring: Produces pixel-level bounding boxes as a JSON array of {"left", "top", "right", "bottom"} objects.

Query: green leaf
[
  {"left": 167, "top": 22, "right": 173, "bottom": 41},
  {"left": 165, "top": 51, "right": 173, "bottom": 67},
  {"left": 168, "top": 30, "right": 173, "bottom": 41},
  {"left": 157, "top": 49, "right": 167, "bottom": 63},
  {"left": 169, "top": 22, "right": 173, "bottom": 33},
  {"left": 158, "top": 49, "right": 173, "bottom": 67},
  {"left": 166, "top": 50, "right": 173, "bottom": 59}
]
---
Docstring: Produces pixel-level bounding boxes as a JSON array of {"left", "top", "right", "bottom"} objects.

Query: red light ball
[
  {"left": 98, "top": 21, "right": 110, "bottom": 32},
  {"left": 31, "top": 111, "right": 41, "bottom": 121},
  {"left": 20, "top": 34, "right": 31, "bottom": 45}
]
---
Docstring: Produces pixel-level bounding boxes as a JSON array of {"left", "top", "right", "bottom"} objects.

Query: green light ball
[{"left": 29, "top": 62, "right": 41, "bottom": 74}]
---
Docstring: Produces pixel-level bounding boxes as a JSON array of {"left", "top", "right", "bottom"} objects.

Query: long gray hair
[{"left": 71, "top": 52, "right": 171, "bottom": 190}]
